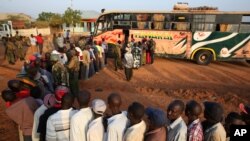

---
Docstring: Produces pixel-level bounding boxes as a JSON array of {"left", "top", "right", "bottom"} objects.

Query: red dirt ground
[{"left": 0, "top": 43, "right": 250, "bottom": 141}]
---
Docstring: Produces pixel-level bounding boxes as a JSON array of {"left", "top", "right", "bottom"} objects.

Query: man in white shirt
[
  {"left": 32, "top": 94, "right": 56, "bottom": 141},
  {"left": 56, "top": 33, "right": 64, "bottom": 48},
  {"left": 106, "top": 93, "right": 129, "bottom": 141},
  {"left": 87, "top": 99, "right": 107, "bottom": 141},
  {"left": 70, "top": 90, "right": 93, "bottom": 141},
  {"left": 167, "top": 100, "right": 187, "bottom": 141},
  {"left": 30, "top": 34, "right": 37, "bottom": 54},
  {"left": 123, "top": 102, "right": 146, "bottom": 141},
  {"left": 46, "top": 94, "right": 76, "bottom": 141},
  {"left": 102, "top": 38, "right": 108, "bottom": 65},
  {"left": 123, "top": 46, "right": 134, "bottom": 81},
  {"left": 203, "top": 102, "right": 226, "bottom": 141}
]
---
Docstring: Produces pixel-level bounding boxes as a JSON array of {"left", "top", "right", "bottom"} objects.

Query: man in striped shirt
[
  {"left": 46, "top": 94, "right": 77, "bottom": 141},
  {"left": 185, "top": 100, "right": 203, "bottom": 141}
]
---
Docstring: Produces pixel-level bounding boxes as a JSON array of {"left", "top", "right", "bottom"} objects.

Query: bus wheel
[
  {"left": 195, "top": 50, "right": 213, "bottom": 65},
  {"left": 246, "top": 60, "right": 250, "bottom": 64}
]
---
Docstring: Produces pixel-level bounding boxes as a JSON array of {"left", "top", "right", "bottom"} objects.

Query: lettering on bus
[{"left": 133, "top": 31, "right": 187, "bottom": 40}]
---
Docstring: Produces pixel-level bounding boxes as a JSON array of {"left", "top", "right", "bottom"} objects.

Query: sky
[{"left": 0, "top": 0, "right": 249, "bottom": 18}]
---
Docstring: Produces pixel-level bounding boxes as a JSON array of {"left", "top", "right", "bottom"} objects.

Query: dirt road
[{"left": 0, "top": 53, "right": 250, "bottom": 140}]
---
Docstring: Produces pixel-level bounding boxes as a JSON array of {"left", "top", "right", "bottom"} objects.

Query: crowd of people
[
  {"left": 1, "top": 32, "right": 250, "bottom": 141},
  {"left": 2, "top": 82, "right": 250, "bottom": 141}
]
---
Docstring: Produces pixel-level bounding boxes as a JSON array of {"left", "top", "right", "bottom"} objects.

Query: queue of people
[
  {"left": 2, "top": 33, "right": 249, "bottom": 141},
  {"left": 2, "top": 82, "right": 250, "bottom": 141}
]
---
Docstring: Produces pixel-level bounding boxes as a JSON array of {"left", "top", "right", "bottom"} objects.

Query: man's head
[
  {"left": 107, "top": 93, "right": 122, "bottom": 115},
  {"left": 185, "top": 100, "right": 202, "bottom": 123},
  {"left": 54, "top": 86, "right": 70, "bottom": 108},
  {"left": 145, "top": 107, "right": 166, "bottom": 130},
  {"left": 30, "top": 86, "right": 42, "bottom": 99},
  {"left": 8, "top": 80, "right": 22, "bottom": 92},
  {"left": 1, "top": 89, "right": 16, "bottom": 102},
  {"left": 167, "top": 100, "right": 185, "bottom": 122},
  {"left": 39, "top": 33, "right": 42, "bottom": 37},
  {"left": 127, "top": 102, "right": 145, "bottom": 125},
  {"left": 61, "top": 94, "right": 74, "bottom": 110},
  {"left": 26, "top": 64, "right": 39, "bottom": 79},
  {"left": 225, "top": 112, "right": 245, "bottom": 126},
  {"left": 31, "top": 34, "right": 33, "bottom": 38},
  {"left": 58, "top": 33, "right": 61, "bottom": 37},
  {"left": 77, "top": 90, "right": 91, "bottom": 108},
  {"left": 45, "top": 52, "right": 51, "bottom": 60},
  {"left": 204, "top": 101, "right": 224, "bottom": 124}
]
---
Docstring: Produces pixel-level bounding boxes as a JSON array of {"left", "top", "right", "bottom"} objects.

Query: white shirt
[
  {"left": 52, "top": 50, "right": 68, "bottom": 65},
  {"left": 75, "top": 47, "right": 83, "bottom": 61},
  {"left": 106, "top": 111, "right": 129, "bottom": 141},
  {"left": 87, "top": 117, "right": 105, "bottom": 141},
  {"left": 46, "top": 108, "right": 77, "bottom": 141},
  {"left": 123, "top": 120, "right": 146, "bottom": 141},
  {"left": 204, "top": 122, "right": 226, "bottom": 141},
  {"left": 57, "top": 36, "right": 64, "bottom": 48},
  {"left": 70, "top": 107, "right": 94, "bottom": 141},
  {"left": 32, "top": 104, "right": 47, "bottom": 141},
  {"left": 30, "top": 37, "right": 37, "bottom": 46},
  {"left": 124, "top": 53, "right": 134, "bottom": 68},
  {"left": 168, "top": 117, "right": 187, "bottom": 141}
]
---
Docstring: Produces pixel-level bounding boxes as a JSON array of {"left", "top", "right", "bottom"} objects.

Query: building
[{"left": 62, "top": 10, "right": 100, "bottom": 35}]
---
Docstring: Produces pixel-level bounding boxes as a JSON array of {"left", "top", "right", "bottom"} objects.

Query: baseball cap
[
  {"left": 44, "top": 94, "right": 56, "bottom": 108},
  {"left": 92, "top": 99, "right": 107, "bottom": 115}
]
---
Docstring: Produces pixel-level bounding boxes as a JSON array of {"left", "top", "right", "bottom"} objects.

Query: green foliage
[
  {"left": 50, "top": 14, "right": 63, "bottom": 28},
  {"left": 37, "top": 12, "right": 63, "bottom": 28},
  {"left": 37, "top": 12, "right": 55, "bottom": 21},
  {"left": 63, "top": 7, "right": 82, "bottom": 26}
]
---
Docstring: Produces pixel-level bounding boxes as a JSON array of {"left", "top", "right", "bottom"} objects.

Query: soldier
[
  {"left": 3, "top": 34, "right": 10, "bottom": 60},
  {"left": 113, "top": 40, "right": 122, "bottom": 71},
  {"left": 51, "top": 53, "right": 69, "bottom": 88},
  {"left": 15, "top": 36, "right": 25, "bottom": 61},
  {"left": 67, "top": 50, "right": 80, "bottom": 96},
  {"left": 6, "top": 37, "right": 16, "bottom": 65}
]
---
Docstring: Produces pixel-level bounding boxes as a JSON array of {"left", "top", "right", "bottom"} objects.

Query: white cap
[{"left": 92, "top": 99, "right": 107, "bottom": 115}]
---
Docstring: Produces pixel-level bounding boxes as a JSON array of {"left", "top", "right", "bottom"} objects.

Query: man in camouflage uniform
[
  {"left": 67, "top": 50, "right": 80, "bottom": 96},
  {"left": 15, "top": 36, "right": 25, "bottom": 61},
  {"left": 6, "top": 37, "right": 16, "bottom": 65},
  {"left": 113, "top": 40, "right": 122, "bottom": 71},
  {"left": 51, "top": 54, "right": 69, "bottom": 88}
]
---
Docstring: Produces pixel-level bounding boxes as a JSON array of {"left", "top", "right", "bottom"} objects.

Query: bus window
[
  {"left": 240, "top": 24, "right": 250, "bottom": 33},
  {"left": 171, "top": 14, "right": 190, "bottom": 31},
  {"left": 216, "top": 14, "right": 241, "bottom": 24},
  {"left": 136, "top": 14, "right": 150, "bottom": 29},
  {"left": 0, "top": 25, "right": 3, "bottom": 31},
  {"left": 152, "top": 14, "right": 165, "bottom": 30},
  {"left": 172, "top": 22, "right": 190, "bottom": 31},
  {"left": 164, "top": 14, "right": 172, "bottom": 30},
  {"left": 224, "top": 24, "right": 239, "bottom": 32}
]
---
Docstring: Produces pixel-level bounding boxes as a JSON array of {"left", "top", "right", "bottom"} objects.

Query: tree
[
  {"left": 63, "top": 7, "right": 82, "bottom": 27},
  {"left": 50, "top": 14, "right": 63, "bottom": 28},
  {"left": 37, "top": 12, "right": 55, "bottom": 21}
]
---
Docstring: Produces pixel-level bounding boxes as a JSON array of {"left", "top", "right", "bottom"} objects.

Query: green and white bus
[{"left": 93, "top": 10, "right": 250, "bottom": 65}]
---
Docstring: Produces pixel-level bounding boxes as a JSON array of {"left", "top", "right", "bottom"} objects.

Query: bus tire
[
  {"left": 246, "top": 60, "right": 250, "bottom": 64},
  {"left": 195, "top": 50, "right": 213, "bottom": 65}
]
